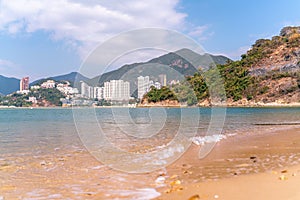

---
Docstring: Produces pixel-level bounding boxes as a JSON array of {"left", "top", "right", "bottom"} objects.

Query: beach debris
[
  {"left": 250, "top": 156, "right": 257, "bottom": 160},
  {"left": 182, "top": 163, "right": 192, "bottom": 169},
  {"left": 214, "top": 194, "right": 219, "bottom": 199},
  {"left": 281, "top": 170, "right": 288, "bottom": 173},
  {"left": 158, "top": 168, "right": 167, "bottom": 176},
  {"left": 279, "top": 175, "right": 288, "bottom": 180},
  {"left": 164, "top": 178, "right": 183, "bottom": 193},
  {"left": 164, "top": 189, "right": 172, "bottom": 194},
  {"left": 183, "top": 170, "right": 193, "bottom": 175},
  {"left": 292, "top": 173, "right": 296, "bottom": 176},
  {"left": 170, "top": 180, "right": 181, "bottom": 186},
  {"left": 40, "top": 161, "right": 47, "bottom": 166},
  {"left": 188, "top": 194, "right": 200, "bottom": 200}
]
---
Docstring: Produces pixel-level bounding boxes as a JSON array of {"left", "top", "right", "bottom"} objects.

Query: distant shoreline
[{"left": 1, "top": 103, "right": 300, "bottom": 109}]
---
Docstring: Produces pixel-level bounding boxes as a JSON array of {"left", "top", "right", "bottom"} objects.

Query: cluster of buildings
[
  {"left": 17, "top": 77, "right": 79, "bottom": 105},
  {"left": 16, "top": 73, "right": 171, "bottom": 106},
  {"left": 80, "top": 74, "right": 167, "bottom": 101},
  {"left": 80, "top": 80, "right": 131, "bottom": 101},
  {"left": 137, "top": 75, "right": 166, "bottom": 99},
  {"left": 28, "top": 80, "right": 79, "bottom": 96}
]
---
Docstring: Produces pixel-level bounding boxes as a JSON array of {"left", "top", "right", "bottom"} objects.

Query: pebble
[
  {"left": 214, "top": 194, "right": 219, "bottom": 199},
  {"left": 279, "top": 175, "right": 288, "bottom": 180},
  {"left": 183, "top": 170, "right": 193, "bottom": 175},
  {"left": 170, "top": 180, "right": 181, "bottom": 186},
  {"left": 40, "top": 161, "right": 47, "bottom": 166},
  {"left": 188, "top": 194, "right": 200, "bottom": 200}
]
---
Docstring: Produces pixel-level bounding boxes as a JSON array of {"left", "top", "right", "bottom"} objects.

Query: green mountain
[
  {"left": 0, "top": 75, "right": 20, "bottom": 95},
  {"left": 90, "top": 48, "right": 231, "bottom": 86}
]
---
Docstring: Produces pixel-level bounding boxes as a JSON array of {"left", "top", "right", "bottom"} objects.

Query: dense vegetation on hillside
[
  {"left": 0, "top": 88, "right": 65, "bottom": 107},
  {"left": 144, "top": 86, "right": 177, "bottom": 103},
  {"left": 143, "top": 27, "right": 300, "bottom": 105}
]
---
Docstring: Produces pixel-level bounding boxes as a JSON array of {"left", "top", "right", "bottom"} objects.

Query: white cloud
[
  {"left": 0, "top": 59, "right": 16, "bottom": 68},
  {"left": 0, "top": 58, "right": 26, "bottom": 78},
  {"left": 188, "top": 25, "right": 214, "bottom": 41},
  {"left": 0, "top": 0, "right": 190, "bottom": 59}
]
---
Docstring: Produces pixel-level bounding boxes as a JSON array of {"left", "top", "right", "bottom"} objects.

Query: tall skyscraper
[
  {"left": 20, "top": 77, "right": 29, "bottom": 91},
  {"left": 137, "top": 76, "right": 149, "bottom": 99}
]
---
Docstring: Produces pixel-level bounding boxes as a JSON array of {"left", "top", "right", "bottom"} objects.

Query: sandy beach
[
  {"left": 0, "top": 108, "right": 300, "bottom": 199},
  {"left": 156, "top": 164, "right": 300, "bottom": 200},
  {"left": 156, "top": 127, "right": 300, "bottom": 200}
]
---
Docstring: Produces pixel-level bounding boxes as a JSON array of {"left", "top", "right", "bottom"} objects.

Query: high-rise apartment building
[
  {"left": 159, "top": 74, "right": 167, "bottom": 86},
  {"left": 20, "top": 77, "right": 29, "bottom": 91},
  {"left": 80, "top": 81, "right": 93, "bottom": 99},
  {"left": 137, "top": 76, "right": 149, "bottom": 99},
  {"left": 103, "top": 80, "right": 130, "bottom": 101},
  {"left": 94, "top": 87, "right": 104, "bottom": 100},
  {"left": 80, "top": 80, "right": 130, "bottom": 101}
]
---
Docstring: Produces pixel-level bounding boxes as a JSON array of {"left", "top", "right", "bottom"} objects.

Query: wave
[{"left": 190, "top": 133, "right": 236, "bottom": 146}]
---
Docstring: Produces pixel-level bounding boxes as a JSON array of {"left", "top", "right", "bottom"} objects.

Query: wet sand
[
  {"left": 157, "top": 127, "right": 300, "bottom": 200},
  {"left": 0, "top": 127, "right": 300, "bottom": 199}
]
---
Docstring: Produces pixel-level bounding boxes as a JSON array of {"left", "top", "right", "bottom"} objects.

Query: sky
[{"left": 0, "top": 0, "right": 300, "bottom": 80}]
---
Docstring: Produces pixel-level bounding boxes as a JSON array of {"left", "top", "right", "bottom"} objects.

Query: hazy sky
[{"left": 0, "top": 0, "right": 300, "bottom": 80}]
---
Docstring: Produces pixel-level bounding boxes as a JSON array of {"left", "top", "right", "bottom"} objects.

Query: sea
[{"left": 1, "top": 107, "right": 300, "bottom": 199}]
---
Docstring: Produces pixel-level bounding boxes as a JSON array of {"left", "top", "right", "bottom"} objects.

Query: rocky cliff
[{"left": 243, "top": 26, "right": 300, "bottom": 104}]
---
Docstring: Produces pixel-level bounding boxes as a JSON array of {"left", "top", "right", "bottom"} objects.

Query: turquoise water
[
  {"left": 1, "top": 107, "right": 300, "bottom": 155},
  {"left": 1, "top": 107, "right": 300, "bottom": 199}
]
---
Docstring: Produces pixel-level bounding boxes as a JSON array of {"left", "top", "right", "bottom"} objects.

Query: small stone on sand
[
  {"left": 279, "top": 175, "right": 288, "bottom": 180},
  {"left": 188, "top": 194, "right": 200, "bottom": 200}
]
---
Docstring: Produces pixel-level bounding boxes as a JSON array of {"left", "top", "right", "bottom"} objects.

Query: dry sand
[
  {"left": 156, "top": 164, "right": 300, "bottom": 200},
  {"left": 156, "top": 127, "right": 300, "bottom": 200}
]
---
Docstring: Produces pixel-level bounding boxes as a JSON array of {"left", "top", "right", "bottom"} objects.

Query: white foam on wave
[{"left": 190, "top": 134, "right": 235, "bottom": 146}]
